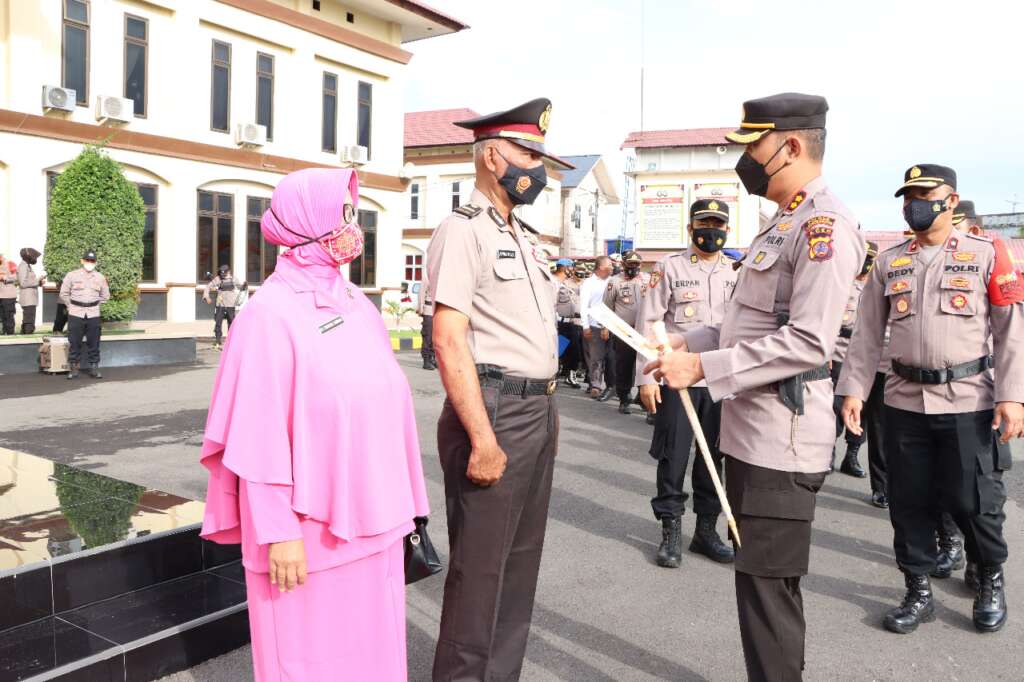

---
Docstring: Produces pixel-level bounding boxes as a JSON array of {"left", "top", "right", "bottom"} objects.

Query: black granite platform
[{"left": 0, "top": 450, "right": 247, "bottom": 681}]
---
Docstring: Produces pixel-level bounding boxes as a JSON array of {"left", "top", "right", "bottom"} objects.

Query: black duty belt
[
  {"left": 477, "top": 364, "right": 557, "bottom": 397},
  {"left": 892, "top": 356, "right": 993, "bottom": 385},
  {"left": 69, "top": 299, "right": 99, "bottom": 307},
  {"left": 838, "top": 326, "right": 854, "bottom": 339}
]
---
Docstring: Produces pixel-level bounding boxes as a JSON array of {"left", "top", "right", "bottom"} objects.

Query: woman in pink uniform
[{"left": 199, "top": 168, "right": 429, "bottom": 681}]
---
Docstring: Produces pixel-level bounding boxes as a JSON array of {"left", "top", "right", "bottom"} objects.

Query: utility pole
[
  {"left": 639, "top": 0, "right": 645, "bottom": 133},
  {"left": 1007, "top": 194, "right": 1021, "bottom": 214}
]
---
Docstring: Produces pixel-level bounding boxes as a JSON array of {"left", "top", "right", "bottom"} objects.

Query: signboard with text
[{"left": 638, "top": 184, "right": 686, "bottom": 249}]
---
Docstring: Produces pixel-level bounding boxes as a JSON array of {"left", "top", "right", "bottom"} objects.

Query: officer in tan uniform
[
  {"left": 16, "top": 248, "right": 45, "bottom": 335},
  {"left": 645, "top": 93, "right": 865, "bottom": 680},
  {"left": 202, "top": 263, "right": 245, "bottom": 349},
  {"left": 427, "top": 98, "right": 560, "bottom": 681},
  {"left": 839, "top": 164, "right": 1024, "bottom": 635},
  {"left": 829, "top": 242, "right": 878, "bottom": 477},
  {"left": 554, "top": 258, "right": 583, "bottom": 387},
  {"left": 953, "top": 199, "right": 982, "bottom": 234},
  {"left": 59, "top": 250, "right": 110, "bottom": 379},
  {"left": 635, "top": 200, "right": 737, "bottom": 567},
  {"left": 417, "top": 267, "right": 436, "bottom": 370},
  {"left": 602, "top": 250, "right": 649, "bottom": 414}
]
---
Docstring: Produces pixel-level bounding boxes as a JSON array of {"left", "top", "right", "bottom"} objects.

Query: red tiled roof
[
  {"left": 1004, "top": 238, "right": 1024, "bottom": 267},
  {"left": 404, "top": 108, "right": 478, "bottom": 148},
  {"left": 621, "top": 127, "right": 736, "bottom": 150}
]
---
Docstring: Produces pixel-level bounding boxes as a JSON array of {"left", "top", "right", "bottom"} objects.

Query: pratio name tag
[{"left": 319, "top": 316, "right": 344, "bottom": 334}]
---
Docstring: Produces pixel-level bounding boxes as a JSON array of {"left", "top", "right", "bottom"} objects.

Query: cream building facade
[
  {"left": 0, "top": 0, "right": 465, "bottom": 325},
  {"left": 558, "top": 154, "right": 619, "bottom": 259}
]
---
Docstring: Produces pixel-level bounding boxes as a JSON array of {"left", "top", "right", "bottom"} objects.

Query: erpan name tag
[{"left": 319, "top": 316, "right": 344, "bottom": 334}]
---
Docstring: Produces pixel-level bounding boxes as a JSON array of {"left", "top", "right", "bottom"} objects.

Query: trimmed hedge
[{"left": 44, "top": 146, "right": 145, "bottom": 321}]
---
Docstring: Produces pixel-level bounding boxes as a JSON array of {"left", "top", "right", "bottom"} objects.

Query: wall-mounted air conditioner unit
[
  {"left": 95, "top": 95, "right": 133, "bottom": 124},
  {"left": 42, "top": 85, "right": 76, "bottom": 113},
  {"left": 340, "top": 145, "right": 369, "bottom": 166},
  {"left": 235, "top": 122, "right": 267, "bottom": 147}
]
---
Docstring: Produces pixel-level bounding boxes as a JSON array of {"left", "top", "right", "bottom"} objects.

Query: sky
[{"left": 404, "top": 0, "right": 1024, "bottom": 235}]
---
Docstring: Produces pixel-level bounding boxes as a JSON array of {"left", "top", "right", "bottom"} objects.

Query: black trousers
[
  {"left": 0, "top": 298, "right": 14, "bottom": 334},
  {"left": 831, "top": 360, "right": 865, "bottom": 449},
  {"left": 67, "top": 315, "right": 101, "bottom": 365},
  {"left": 650, "top": 386, "right": 723, "bottom": 520},
  {"left": 612, "top": 337, "right": 637, "bottom": 402},
  {"left": 20, "top": 304, "right": 36, "bottom": 334},
  {"left": 862, "top": 372, "right": 888, "bottom": 495},
  {"left": 726, "top": 456, "right": 826, "bottom": 682},
  {"left": 213, "top": 305, "right": 235, "bottom": 342},
  {"left": 53, "top": 303, "right": 68, "bottom": 333},
  {"left": 421, "top": 314, "right": 434, "bottom": 363},
  {"left": 556, "top": 321, "right": 582, "bottom": 376},
  {"left": 885, "top": 406, "right": 1009, "bottom": 575},
  {"left": 434, "top": 387, "right": 558, "bottom": 681}
]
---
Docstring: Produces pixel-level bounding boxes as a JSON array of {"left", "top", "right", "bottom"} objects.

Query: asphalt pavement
[{"left": 1, "top": 347, "right": 1021, "bottom": 681}]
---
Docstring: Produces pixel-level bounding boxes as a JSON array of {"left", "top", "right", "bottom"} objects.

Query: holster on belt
[{"left": 773, "top": 312, "right": 831, "bottom": 415}]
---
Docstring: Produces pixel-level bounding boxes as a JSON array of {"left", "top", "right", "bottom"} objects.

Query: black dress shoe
[
  {"left": 973, "top": 566, "right": 1008, "bottom": 633},
  {"left": 870, "top": 491, "right": 889, "bottom": 509},
  {"left": 656, "top": 516, "right": 683, "bottom": 568},
  {"left": 689, "top": 515, "right": 735, "bottom": 563},
  {"left": 422, "top": 359, "right": 436, "bottom": 370},
  {"left": 617, "top": 400, "right": 630, "bottom": 415},
  {"left": 931, "top": 532, "right": 965, "bottom": 579},
  {"left": 597, "top": 387, "right": 614, "bottom": 402},
  {"left": 646, "top": 412, "right": 656, "bottom": 426},
  {"left": 840, "top": 448, "right": 867, "bottom": 478},
  {"left": 965, "top": 562, "right": 980, "bottom": 592},
  {"left": 884, "top": 572, "right": 935, "bottom": 634},
  {"left": 87, "top": 365, "right": 102, "bottom": 379}
]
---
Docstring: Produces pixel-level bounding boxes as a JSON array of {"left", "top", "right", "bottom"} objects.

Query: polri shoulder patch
[
  {"left": 453, "top": 204, "right": 482, "bottom": 219},
  {"left": 803, "top": 215, "right": 836, "bottom": 262}
]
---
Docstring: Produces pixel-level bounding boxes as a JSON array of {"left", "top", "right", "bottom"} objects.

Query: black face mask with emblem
[
  {"left": 495, "top": 151, "right": 547, "bottom": 206},
  {"left": 692, "top": 228, "right": 728, "bottom": 253},
  {"left": 903, "top": 196, "right": 949, "bottom": 232},
  {"left": 735, "top": 141, "right": 788, "bottom": 198},
  {"left": 624, "top": 265, "right": 641, "bottom": 277}
]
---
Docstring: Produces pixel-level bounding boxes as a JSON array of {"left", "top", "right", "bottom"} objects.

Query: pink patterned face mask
[{"left": 271, "top": 203, "right": 363, "bottom": 265}]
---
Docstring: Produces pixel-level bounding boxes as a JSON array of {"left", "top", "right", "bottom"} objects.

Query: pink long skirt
[{"left": 244, "top": 538, "right": 407, "bottom": 681}]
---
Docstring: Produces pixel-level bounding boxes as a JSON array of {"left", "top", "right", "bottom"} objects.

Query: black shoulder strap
[{"left": 453, "top": 204, "right": 482, "bottom": 219}]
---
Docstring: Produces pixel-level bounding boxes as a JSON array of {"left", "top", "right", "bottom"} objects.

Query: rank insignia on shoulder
[
  {"left": 487, "top": 206, "right": 506, "bottom": 226},
  {"left": 454, "top": 204, "right": 482, "bottom": 219},
  {"left": 784, "top": 191, "right": 807, "bottom": 214},
  {"left": 803, "top": 216, "right": 836, "bottom": 262},
  {"left": 891, "top": 256, "right": 912, "bottom": 267}
]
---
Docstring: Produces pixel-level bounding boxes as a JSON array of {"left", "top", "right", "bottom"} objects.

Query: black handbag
[{"left": 404, "top": 516, "right": 443, "bottom": 585}]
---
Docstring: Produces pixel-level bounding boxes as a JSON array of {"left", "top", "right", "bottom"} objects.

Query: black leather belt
[
  {"left": 838, "top": 326, "right": 854, "bottom": 339},
  {"left": 70, "top": 299, "right": 99, "bottom": 307},
  {"left": 477, "top": 364, "right": 557, "bottom": 397},
  {"left": 892, "top": 356, "right": 993, "bottom": 385}
]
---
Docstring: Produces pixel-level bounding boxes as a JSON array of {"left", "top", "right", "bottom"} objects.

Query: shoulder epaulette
[
  {"left": 880, "top": 239, "right": 912, "bottom": 255},
  {"left": 964, "top": 231, "right": 993, "bottom": 244},
  {"left": 453, "top": 204, "right": 482, "bottom": 219},
  {"left": 515, "top": 216, "right": 539, "bottom": 235}
]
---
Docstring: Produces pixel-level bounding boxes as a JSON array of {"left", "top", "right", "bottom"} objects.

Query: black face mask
[
  {"left": 904, "top": 196, "right": 949, "bottom": 232},
  {"left": 495, "top": 151, "right": 547, "bottom": 206},
  {"left": 624, "top": 265, "right": 641, "bottom": 278},
  {"left": 735, "top": 141, "right": 788, "bottom": 197},
  {"left": 692, "top": 228, "right": 728, "bottom": 253}
]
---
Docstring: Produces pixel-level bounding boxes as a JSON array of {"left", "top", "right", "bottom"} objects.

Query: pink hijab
[{"left": 199, "top": 167, "right": 429, "bottom": 545}]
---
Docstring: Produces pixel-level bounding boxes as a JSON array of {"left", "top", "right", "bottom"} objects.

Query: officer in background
[
  {"left": 17, "top": 248, "right": 45, "bottom": 335},
  {"left": 581, "top": 255, "right": 617, "bottom": 401},
  {"left": 59, "top": 250, "right": 109, "bottom": 379},
  {"left": 417, "top": 267, "right": 436, "bottom": 370},
  {"left": 645, "top": 94, "right": 864, "bottom": 679},
  {"left": 953, "top": 199, "right": 982, "bottom": 235},
  {"left": 203, "top": 263, "right": 245, "bottom": 350},
  {"left": 573, "top": 261, "right": 591, "bottom": 388},
  {"left": 636, "top": 200, "right": 737, "bottom": 567},
  {"left": 0, "top": 254, "right": 17, "bottom": 335},
  {"left": 427, "top": 98, "right": 561, "bottom": 680},
  {"left": 840, "top": 164, "right": 1023, "bottom": 635},
  {"left": 602, "top": 250, "right": 649, "bottom": 414},
  {"left": 829, "top": 241, "right": 878, "bottom": 477},
  {"left": 554, "top": 258, "right": 583, "bottom": 387}
]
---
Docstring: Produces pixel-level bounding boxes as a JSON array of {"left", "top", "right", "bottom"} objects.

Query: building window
[
  {"left": 357, "top": 81, "right": 372, "bottom": 158},
  {"left": 256, "top": 52, "right": 274, "bottom": 141},
  {"left": 349, "top": 209, "right": 376, "bottom": 287},
  {"left": 246, "top": 196, "right": 277, "bottom": 283},
  {"left": 62, "top": 0, "right": 89, "bottom": 105},
  {"left": 572, "top": 204, "right": 581, "bottom": 229},
  {"left": 404, "top": 254, "right": 423, "bottom": 282},
  {"left": 197, "top": 190, "right": 233, "bottom": 281},
  {"left": 322, "top": 72, "right": 337, "bottom": 153},
  {"left": 312, "top": 0, "right": 321, "bottom": 10},
  {"left": 451, "top": 181, "right": 461, "bottom": 211},
  {"left": 137, "top": 184, "right": 157, "bottom": 281},
  {"left": 210, "top": 40, "right": 231, "bottom": 133},
  {"left": 123, "top": 15, "right": 147, "bottom": 117},
  {"left": 410, "top": 183, "right": 419, "bottom": 220}
]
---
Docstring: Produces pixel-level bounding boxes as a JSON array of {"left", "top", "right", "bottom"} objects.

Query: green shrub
[{"left": 44, "top": 145, "right": 145, "bottom": 321}]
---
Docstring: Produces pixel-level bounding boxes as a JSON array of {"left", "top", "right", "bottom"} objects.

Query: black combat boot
[
  {"left": 973, "top": 566, "right": 1008, "bottom": 633},
  {"left": 884, "top": 572, "right": 935, "bottom": 634},
  {"left": 87, "top": 364, "right": 102, "bottom": 379},
  {"left": 931, "top": 532, "right": 965, "bottom": 578},
  {"left": 618, "top": 399, "right": 630, "bottom": 415},
  {"left": 839, "top": 444, "right": 866, "bottom": 477},
  {"left": 67, "top": 362, "right": 79, "bottom": 380},
  {"left": 689, "top": 515, "right": 735, "bottom": 563},
  {"left": 646, "top": 411, "right": 656, "bottom": 426},
  {"left": 656, "top": 516, "right": 683, "bottom": 568},
  {"left": 422, "top": 358, "right": 435, "bottom": 370},
  {"left": 964, "top": 562, "right": 980, "bottom": 592}
]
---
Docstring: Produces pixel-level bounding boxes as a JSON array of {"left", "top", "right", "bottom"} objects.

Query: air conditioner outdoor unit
[
  {"left": 42, "top": 85, "right": 76, "bottom": 113},
  {"left": 95, "top": 95, "right": 133, "bottom": 124},
  {"left": 340, "top": 145, "right": 369, "bottom": 166},
  {"left": 235, "top": 122, "right": 267, "bottom": 147}
]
